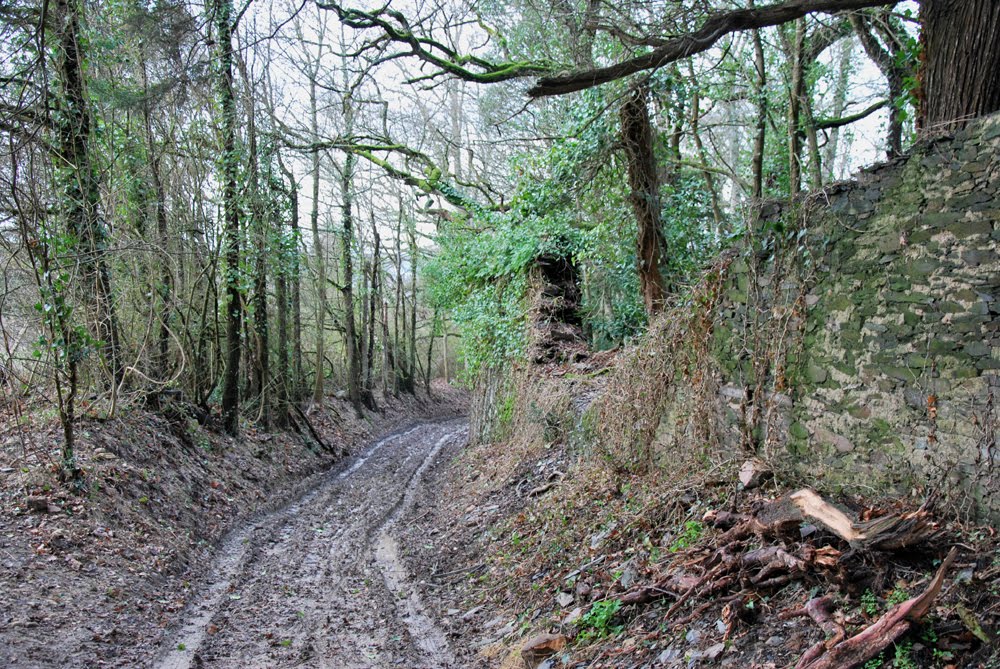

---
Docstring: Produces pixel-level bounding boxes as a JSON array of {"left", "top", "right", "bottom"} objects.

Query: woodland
[
  {"left": 1, "top": 0, "right": 999, "bottom": 667},
  {"left": 0, "top": 0, "right": 997, "bottom": 465}
]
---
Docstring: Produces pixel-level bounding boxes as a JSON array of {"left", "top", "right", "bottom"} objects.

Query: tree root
[{"left": 794, "top": 547, "right": 957, "bottom": 668}]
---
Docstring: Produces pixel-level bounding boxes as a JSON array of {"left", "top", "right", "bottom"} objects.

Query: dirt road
[{"left": 153, "top": 418, "right": 467, "bottom": 669}]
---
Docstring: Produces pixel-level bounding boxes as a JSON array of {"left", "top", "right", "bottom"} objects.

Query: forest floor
[
  {"left": 2, "top": 377, "right": 999, "bottom": 669},
  {"left": 0, "top": 383, "right": 467, "bottom": 668}
]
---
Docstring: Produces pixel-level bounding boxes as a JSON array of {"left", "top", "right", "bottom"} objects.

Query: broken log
[
  {"left": 789, "top": 489, "right": 938, "bottom": 551},
  {"left": 794, "top": 546, "right": 958, "bottom": 669},
  {"left": 711, "top": 488, "right": 939, "bottom": 551}
]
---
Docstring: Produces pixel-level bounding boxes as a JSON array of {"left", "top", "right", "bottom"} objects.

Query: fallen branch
[{"left": 292, "top": 403, "right": 343, "bottom": 456}]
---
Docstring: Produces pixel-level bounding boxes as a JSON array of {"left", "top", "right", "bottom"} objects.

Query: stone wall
[{"left": 695, "top": 113, "right": 1000, "bottom": 520}]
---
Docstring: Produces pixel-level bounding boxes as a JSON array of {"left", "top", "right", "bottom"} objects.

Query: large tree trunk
[
  {"left": 920, "top": 0, "right": 1000, "bottom": 129},
  {"left": 215, "top": 0, "right": 241, "bottom": 435},
  {"left": 619, "top": 83, "right": 667, "bottom": 315}
]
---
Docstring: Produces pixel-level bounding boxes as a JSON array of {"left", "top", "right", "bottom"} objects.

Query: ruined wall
[{"left": 691, "top": 113, "right": 1000, "bottom": 520}]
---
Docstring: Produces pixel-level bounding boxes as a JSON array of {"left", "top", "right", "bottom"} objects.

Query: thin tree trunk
[
  {"left": 248, "top": 102, "right": 269, "bottom": 428},
  {"left": 359, "top": 253, "right": 370, "bottom": 383},
  {"left": 823, "top": 38, "right": 853, "bottom": 178},
  {"left": 442, "top": 318, "right": 449, "bottom": 383},
  {"left": 425, "top": 308, "right": 437, "bottom": 396},
  {"left": 381, "top": 298, "right": 391, "bottom": 394},
  {"left": 394, "top": 205, "right": 411, "bottom": 393},
  {"left": 751, "top": 25, "right": 767, "bottom": 199},
  {"left": 407, "top": 221, "right": 418, "bottom": 391},
  {"left": 141, "top": 59, "right": 173, "bottom": 381},
  {"left": 804, "top": 94, "right": 823, "bottom": 188},
  {"left": 309, "top": 77, "right": 327, "bottom": 406},
  {"left": 785, "top": 18, "right": 806, "bottom": 197},
  {"left": 687, "top": 79, "right": 724, "bottom": 229},
  {"left": 275, "top": 189, "right": 289, "bottom": 427},
  {"left": 365, "top": 215, "right": 380, "bottom": 398}
]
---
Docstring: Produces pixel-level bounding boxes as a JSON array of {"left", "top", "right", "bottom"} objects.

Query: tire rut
[{"left": 152, "top": 419, "right": 467, "bottom": 669}]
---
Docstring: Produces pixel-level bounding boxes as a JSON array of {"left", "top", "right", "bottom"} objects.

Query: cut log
[{"left": 795, "top": 547, "right": 958, "bottom": 669}]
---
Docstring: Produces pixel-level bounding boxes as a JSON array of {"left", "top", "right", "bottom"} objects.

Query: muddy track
[{"left": 153, "top": 418, "right": 468, "bottom": 669}]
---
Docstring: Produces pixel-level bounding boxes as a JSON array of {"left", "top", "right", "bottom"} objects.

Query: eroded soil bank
[{"left": 392, "top": 418, "right": 1000, "bottom": 669}]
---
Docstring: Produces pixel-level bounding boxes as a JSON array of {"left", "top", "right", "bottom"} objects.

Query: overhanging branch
[
  {"left": 528, "top": 0, "right": 899, "bottom": 97},
  {"left": 814, "top": 99, "right": 887, "bottom": 129},
  {"left": 315, "top": 1, "right": 551, "bottom": 84}
]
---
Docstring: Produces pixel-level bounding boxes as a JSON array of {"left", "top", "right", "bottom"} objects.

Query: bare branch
[
  {"left": 814, "top": 98, "right": 887, "bottom": 129},
  {"left": 315, "top": 1, "right": 551, "bottom": 83},
  {"left": 528, "top": 0, "right": 899, "bottom": 97}
]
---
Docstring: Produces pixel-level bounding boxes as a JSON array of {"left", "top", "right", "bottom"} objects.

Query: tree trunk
[
  {"left": 54, "top": 0, "right": 125, "bottom": 391},
  {"left": 751, "top": 27, "right": 767, "bottom": 199},
  {"left": 359, "top": 253, "right": 370, "bottom": 384},
  {"left": 851, "top": 12, "right": 906, "bottom": 157},
  {"left": 140, "top": 59, "right": 173, "bottom": 382},
  {"left": 309, "top": 78, "right": 327, "bottom": 407},
  {"left": 425, "top": 308, "right": 438, "bottom": 396},
  {"left": 289, "top": 173, "right": 303, "bottom": 404},
  {"left": 687, "top": 80, "right": 724, "bottom": 229},
  {"left": 784, "top": 18, "right": 806, "bottom": 196},
  {"left": 619, "top": 83, "right": 667, "bottom": 315},
  {"left": 365, "top": 216, "right": 380, "bottom": 400},
  {"left": 275, "top": 193, "right": 289, "bottom": 427},
  {"left": 393, "top": 207, "right": 406, "bottom": 394},
  {"left": 823, "top": 38, "right": 853, "bottom": 177},
  {"left": 215, "top": 0, "right": 241, "bottom": 435},
  {"left": 920, "top": 0, "right": 1000, "bottom": 130},
  {"left": 248, "top": 104, "right": 269, "bottom": 429},
  {"left": 407, "top": 221, "right": 418, "bottom": 391},
  {"left": 381, "top": 298, "right": 391, "bottom": 394},
  {"left": 442, "top": 318, "right": 449, "bottom": 384},
  {"left": 804, "top": 95, "right": 823, "bottom": 188},
  {"left": 340, "top": 151, "right": 363, "bottom": 414}
]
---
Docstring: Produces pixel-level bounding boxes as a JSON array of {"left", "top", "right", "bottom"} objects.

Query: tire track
[{"left": 152, "top": 419, "right": 466, "bottom": 669}]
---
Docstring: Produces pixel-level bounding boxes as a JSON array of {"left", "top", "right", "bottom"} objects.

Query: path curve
[{"left": 153, "top": 418, "right": 467, "bottom": 669}]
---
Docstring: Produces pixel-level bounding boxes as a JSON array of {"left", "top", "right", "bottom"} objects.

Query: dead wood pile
[{"left": 613, "top": 487, "right": 961, "bottom": 669}]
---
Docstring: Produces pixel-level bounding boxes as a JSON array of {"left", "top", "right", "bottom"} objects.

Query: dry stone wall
[{"left": 700, "top": 113, "right": 1000, "bottom": 520}]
